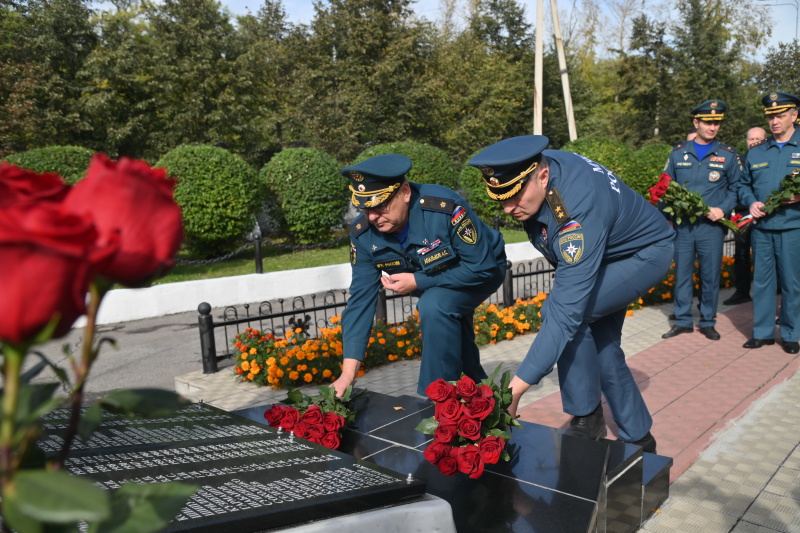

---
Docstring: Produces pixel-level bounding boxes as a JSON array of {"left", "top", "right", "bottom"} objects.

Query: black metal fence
[{"left": 198, "top": 234, "right": 737, "bottom": 374}]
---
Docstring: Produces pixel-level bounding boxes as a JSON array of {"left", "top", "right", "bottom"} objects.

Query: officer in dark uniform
[
  {"left": 469, "top": 136, "right": 674, "bottom": 453},
  {"left": 739, "top": 91, "right": 800, "bottom": 355},
  {"left": 661, "top": 100, "right": 741, "bottom": 341},
  {"left": 331, "top": 154, "right": 507, "bottom": 397}
]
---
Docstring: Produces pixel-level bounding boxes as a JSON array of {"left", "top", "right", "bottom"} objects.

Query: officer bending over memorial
[
  {"left": 331, "top": 154, "right": 507, "bottom": 397},
  {"left": 469, "top": 136, "right": 674, "bottom": 453}
]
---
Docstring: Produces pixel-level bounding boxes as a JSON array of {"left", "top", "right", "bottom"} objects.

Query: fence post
[
  {"left": 376, "top": 288, "right": 387, "bottom": 321},
  {"left": 198, "top": 302, "right": 218, "bottom": 374},
  {"left": 250, "top": 220, "right": 263, "bottom": 274},
  {"left": 502, "top": 260, "right": 514, "bottom": 307}
]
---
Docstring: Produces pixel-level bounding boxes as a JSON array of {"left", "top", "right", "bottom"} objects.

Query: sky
[{"left": 212, "top": 0, "right": 799, "bottom": 55}]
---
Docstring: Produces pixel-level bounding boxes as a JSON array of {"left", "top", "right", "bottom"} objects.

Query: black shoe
[
  {"left": 743, "top": 338, "right": 775, "bottom": 349},
  {"left": 699, "top": 326, "right": 720, "bottom": 340},
  {"left": 783, "top": 341, "right": 800, "bottom": 354},
  {"left": 662, "top": 325, "right": 693, "bottom": 339},
  {"left": 628, "top": 432, "right": 657, "bottom": 454},
  {"left": 723, "top": 292, "right": 752, "bottom": 306},
  {"left": 564, "top": 403, "right": 607, "bottom": 440},
  {"left": 668, "top": 313, "right": 676, "bottom": 320}
]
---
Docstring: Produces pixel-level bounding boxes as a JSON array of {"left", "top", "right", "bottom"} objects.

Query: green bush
[
  {"left": 156, "top": 145, "right": 263, "bottom": 257},
  {"left": 259, "top": 148, "right": 348, "bottom": 244},
  {"left": 354, "top": 142, "right": 460, "bottom": 190},
  {"left": 630, "top": 143, "right": 672, "bottom": 197},
  {"left": 458, "top": 151, "right": 515, "bottom": 228},
  {"left": 3, "top": 145, "right": 94, "bottom": 184}
]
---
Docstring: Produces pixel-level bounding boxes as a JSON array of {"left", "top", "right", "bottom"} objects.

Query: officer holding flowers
[
  {"left": 738, "top": 91, "right": 800, "bottom": 355},
  {"left": 660, "top": 100, "right": 741, "bottom": 342},
  {"left": 331, "top": 154, "right": 507, "bottom": 397},
  {"left": 469, "top": 135, "right": 674, "bottom": 453}
]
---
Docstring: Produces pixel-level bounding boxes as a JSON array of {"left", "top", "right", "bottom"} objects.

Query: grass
[{"left": 155, "top": 228, "right": 530, "bottom": 285}]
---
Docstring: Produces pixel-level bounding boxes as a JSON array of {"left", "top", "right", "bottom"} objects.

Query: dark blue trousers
[{"left": 672, "top": 222, "right": 725, "bottom": 328}]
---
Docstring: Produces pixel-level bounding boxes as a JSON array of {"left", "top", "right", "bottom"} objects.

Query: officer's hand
[
  {"left": 751, "top": 201, "right": 767, "bottom": 218},
  {"left": 330, "top": 376, "right": 352, "bottom": 398},
  {"left": 330, "top": 358, "right": 360, "bottom": 398},
  {"left": 705, "top": 207, "right": 724, "bottom": 222},
  {"left": 381, "top": 272, "right": 417, "bottom": 295},
  {"left": 507, "top": 375, "right": 532, "bottom": 418}
]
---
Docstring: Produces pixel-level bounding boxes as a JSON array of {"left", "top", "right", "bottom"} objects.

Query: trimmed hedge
[
  {"left": 354, "top": 142, "right": 460, "bottom": 191},
  {"left": 156, "top": 145, "right": 263, "bottom": 257},
  {"left": 259, "top": 148, "right": 348, "bottom": 244},
  {"left": 4, "top": 145, "right": 94, "bottom": 184}
]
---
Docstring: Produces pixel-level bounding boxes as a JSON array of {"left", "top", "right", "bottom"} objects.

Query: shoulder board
[
  {"left": 718, "top": 143, "right": 736, "bottom": 153},
  {"left": 349, "top": 214, "right": 369, "bottom": 238},
  {"left": 672, "top": 143, "right": 686, "bottom": 151},
  {"left": 545, "top": 187, "right": 570, "bottom": 225},
  {"left": 419, "top": 195, "right": 455, "bottom": 213},
  {"left": 751, "top": 138, "right": 768, "bottom": 148}
]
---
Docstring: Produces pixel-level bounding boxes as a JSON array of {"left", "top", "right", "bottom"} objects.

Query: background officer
[
  {"left": 332, "top": 154, "right": 507, "bottom": 396},
  {"left": 739, "top": 91, "right": 800, "bottom": 355},
  {"left": 661, "top": 100, "right": 740, "bottom": 341},
  {"left": 469, "top": 135, "right": 674, "bottom": 453},
  {"left": 723, "top": 126, "right": 767, "bottom": 306}
]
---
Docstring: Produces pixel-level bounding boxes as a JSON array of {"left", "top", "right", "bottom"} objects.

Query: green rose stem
[
  {"left": 55, "top": 280, "right": 109, "bottom": 469},
  {"left": 0, "top": 343, "right": 25, "bottom": 485}
]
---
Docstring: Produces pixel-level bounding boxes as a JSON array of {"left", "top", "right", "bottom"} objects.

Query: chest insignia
[
  {"left": 709, "top": 171, "right": 721, "bottom": 182},
  {"left": 417, "top": 239, "right": 442, "bottom": 255},
  {"left": 676, "top": 162, "right": 692, "bottom": 167},
  {"left": 372, "top": 245, "right": 377, "bottom": 251},
  {"left": 710, "top": 156, "right": 726, "bottom": 163},
  {"left": 752, "top": 162, "right": 769, "bottom": 169},
  {"left": 684, "top": 154, "right": 689, "bottom": 161}
]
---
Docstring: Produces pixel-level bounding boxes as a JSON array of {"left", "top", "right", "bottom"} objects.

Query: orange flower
[
  {"left": 379, "top": 338, "right": 386, "bottom": 344},
  {"left": 289, "top": 371, "right": 299, "bottom": 380},
  {"left": 505, "top": 332, "right": 513, "bottom": 339},
  {"left": 304, "top": 373, "right": 313, "bottom": 382},
  {"left": 249, "top": 347, "right": 257, "bottom": 355},
  {"left": 322, "top": 369, "right": 332, "bottom": 378}
]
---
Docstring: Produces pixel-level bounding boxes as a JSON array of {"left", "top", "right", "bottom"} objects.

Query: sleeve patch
[
  {"left": 456, "top": 217, "right": 478, "bottom": 244},
  {"left": 558, "top": 232, "right": 584, "bottom": 264},
  {"left": 350, "top": 241, "right": 357, "bottom": 265}
]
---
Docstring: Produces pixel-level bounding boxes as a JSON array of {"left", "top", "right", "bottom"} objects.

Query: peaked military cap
[
  {"left": 469, "top": 135, "right": 549, "bottom": 201},
  {"left": 762, "top": 91, "right": 800, "bottom": 115},
  {"left": 341, "top": 154, "right": 411, "bottom": 209},
  {"left": 691, "top": 99, "right": 726, "bottom": 121}
]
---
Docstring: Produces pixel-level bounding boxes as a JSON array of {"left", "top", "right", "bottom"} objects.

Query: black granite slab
[
  {"left": 39, "top": 403, "right": 426, "bottom": 532},
  {"left": 642, "top": 453, "right": 672, "bottom": 524}
]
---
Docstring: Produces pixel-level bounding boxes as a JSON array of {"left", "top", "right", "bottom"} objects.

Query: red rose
[
  {"left": 479, "top": 435, "right": 505, "bottom": 464},
  {"left": 457, "top": 445, "right": 485, "bottom": 479},
  {"left": 456, "top": 375, "right": 478, "bottom": 400},
  {"left": 0, "top": 204, "right": 114, "bottom": 343},
  {"left": 307, "top": 435, "right": 323, "bottom": 445},
  {"left": 323, "top": 411, "right": 345, "bottom": 432},
  {"left": 435, "top": 398, "right": 463, "bottom": 423},
  {"left": 457, "top": 416, "right": 482, "bottom": 441},
  {"left": 436, "top": 452, "right": 459, "bottom": 476},
  {"left": 264, "top": 404, "right": 287, "bottom": 427},
  {"left": 279, "top": 407, "right": 300, "bottom": 430},
  {"left": 464, "top": 396, "right": 495, "bottom": 421},
  {"left": 63, "top": 154, "right": 183, "bottom": 286},
  {"left": 423, "top": 441, "right": 451, "bottom": 464},
  {"left": 0, "top": 164, "right": 69, "bottom": 206},
  {"left": 425, "top": 378, "right": 457, "bottom": 402},
  {"left": 476, "top": 384, "right": 494, "bottom": 398},
  {"left": 306, "top": 423, "right": 325, "bottom": 440},
  {"left": 321, "top": 431, "right": 341, "bottom": 450},
  {"left": 293, "top": 421, "right": 309, "bottom": 439},
  {"left": 301, "top": 405, "right": 324, "bottom": 425},
  {"left": 433, "top": 422, "right": 458, "bottom": 443}
]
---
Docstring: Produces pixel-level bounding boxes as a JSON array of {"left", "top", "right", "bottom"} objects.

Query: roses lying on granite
[
  {"left": 264, "top": 385, "right": 364, "bottom": 450},
  {"left": 415, "top": 366, "right": 521, "bottom": 479}
]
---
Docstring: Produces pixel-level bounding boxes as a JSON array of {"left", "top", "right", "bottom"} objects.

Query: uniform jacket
[
  {"left": 664, "top": 139, "right": 741, "bottom": 219},
  {"left": 341, "top": 182, "right": 507, "bottom": 361},
  {"left": 739, "top": 126, "right": 800, "bottom": 230},
  {"left": 516, "top": 150, "right": 674, "bottom": 385}
]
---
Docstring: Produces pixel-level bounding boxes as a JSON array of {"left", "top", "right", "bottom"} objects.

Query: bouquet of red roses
[
  {"left": 759, "top": 168, "right": 800, "bottom": 216},
  {"left": 648, "top": 173, "right": 741, "bottom": 233},
  {"left": 263, "top": 386, "right": 363, "bottom": 450},
  {"left": 415, "top": 366, "right": 521, "bottom": 479}
]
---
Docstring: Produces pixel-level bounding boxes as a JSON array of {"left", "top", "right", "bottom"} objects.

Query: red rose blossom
[
  {"left": 433, "top": 423, "right": 458, "bottom": 443},
  {"left": 436, "top": 452, "right": 459, "bottom": 476},
  {"left": 279, "top": 407, "right": 300, "bottom": 430},
  {"left": 456, "top": 375, "right": 478, "bottom": 399},
  {"left": 264, "top": 404, "right": 287, "bottom": 427},
  {"left": 479, "top": 436, "right": 506, "bottom": 464},
  {"left": 457, "top": 445, "right": 485, "bottom": 479},
  {"left": 0, "top": 164, "right": 69, "bottom": 206},
  {"left": 306, "top": 423, "right": 325, "bottom": 440},
  {"left": 435, "top": 398, "right": 463, "bottom": 423},
  {"left": 457, "top": 417, "right": 482, "bottom": 441},
  {"left": 63, "top": 154, "right": 183, "bottom": 286},
  {"left": 0, "top": 203, "right": 115, "bottom": 343},
  {"left": 476, "top": 384, "right": 494, "bottom": 398},
  {"left": 301, "top": 405, "right": 323, "bottom": 425},
  {"left": 423, "top": 441, "right": 451, "bottom": 465},
  {"left": 464, "top": 396, "right": 495, "bottom": 421},
  {"left": 293, "top": 421, "right": 309, "bottom": 439},
  {"left": 320, "top": 431, "right": 341, "bottom": 450},
  {"left": 322, "top": 411, "right": 345, "bottom": 432},
  {"left": 425, "top": 378, "right": 457, "bottom": 402}
]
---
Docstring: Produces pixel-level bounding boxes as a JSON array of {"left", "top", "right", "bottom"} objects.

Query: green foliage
[
  {"left": 629, "top": 142, "right": 672, "bottom": 196},
  {"left": 259, "top": 148, "right": 348, "bottom": 244},
  {"left": 156, "top": 145, "right": 262, "bottom": 257},
  {"left": 354, "top": 142, "right": 460, "bottom": 190},
  {"left": 4, "top": 145, "right": 94, "bottom": 184}
]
